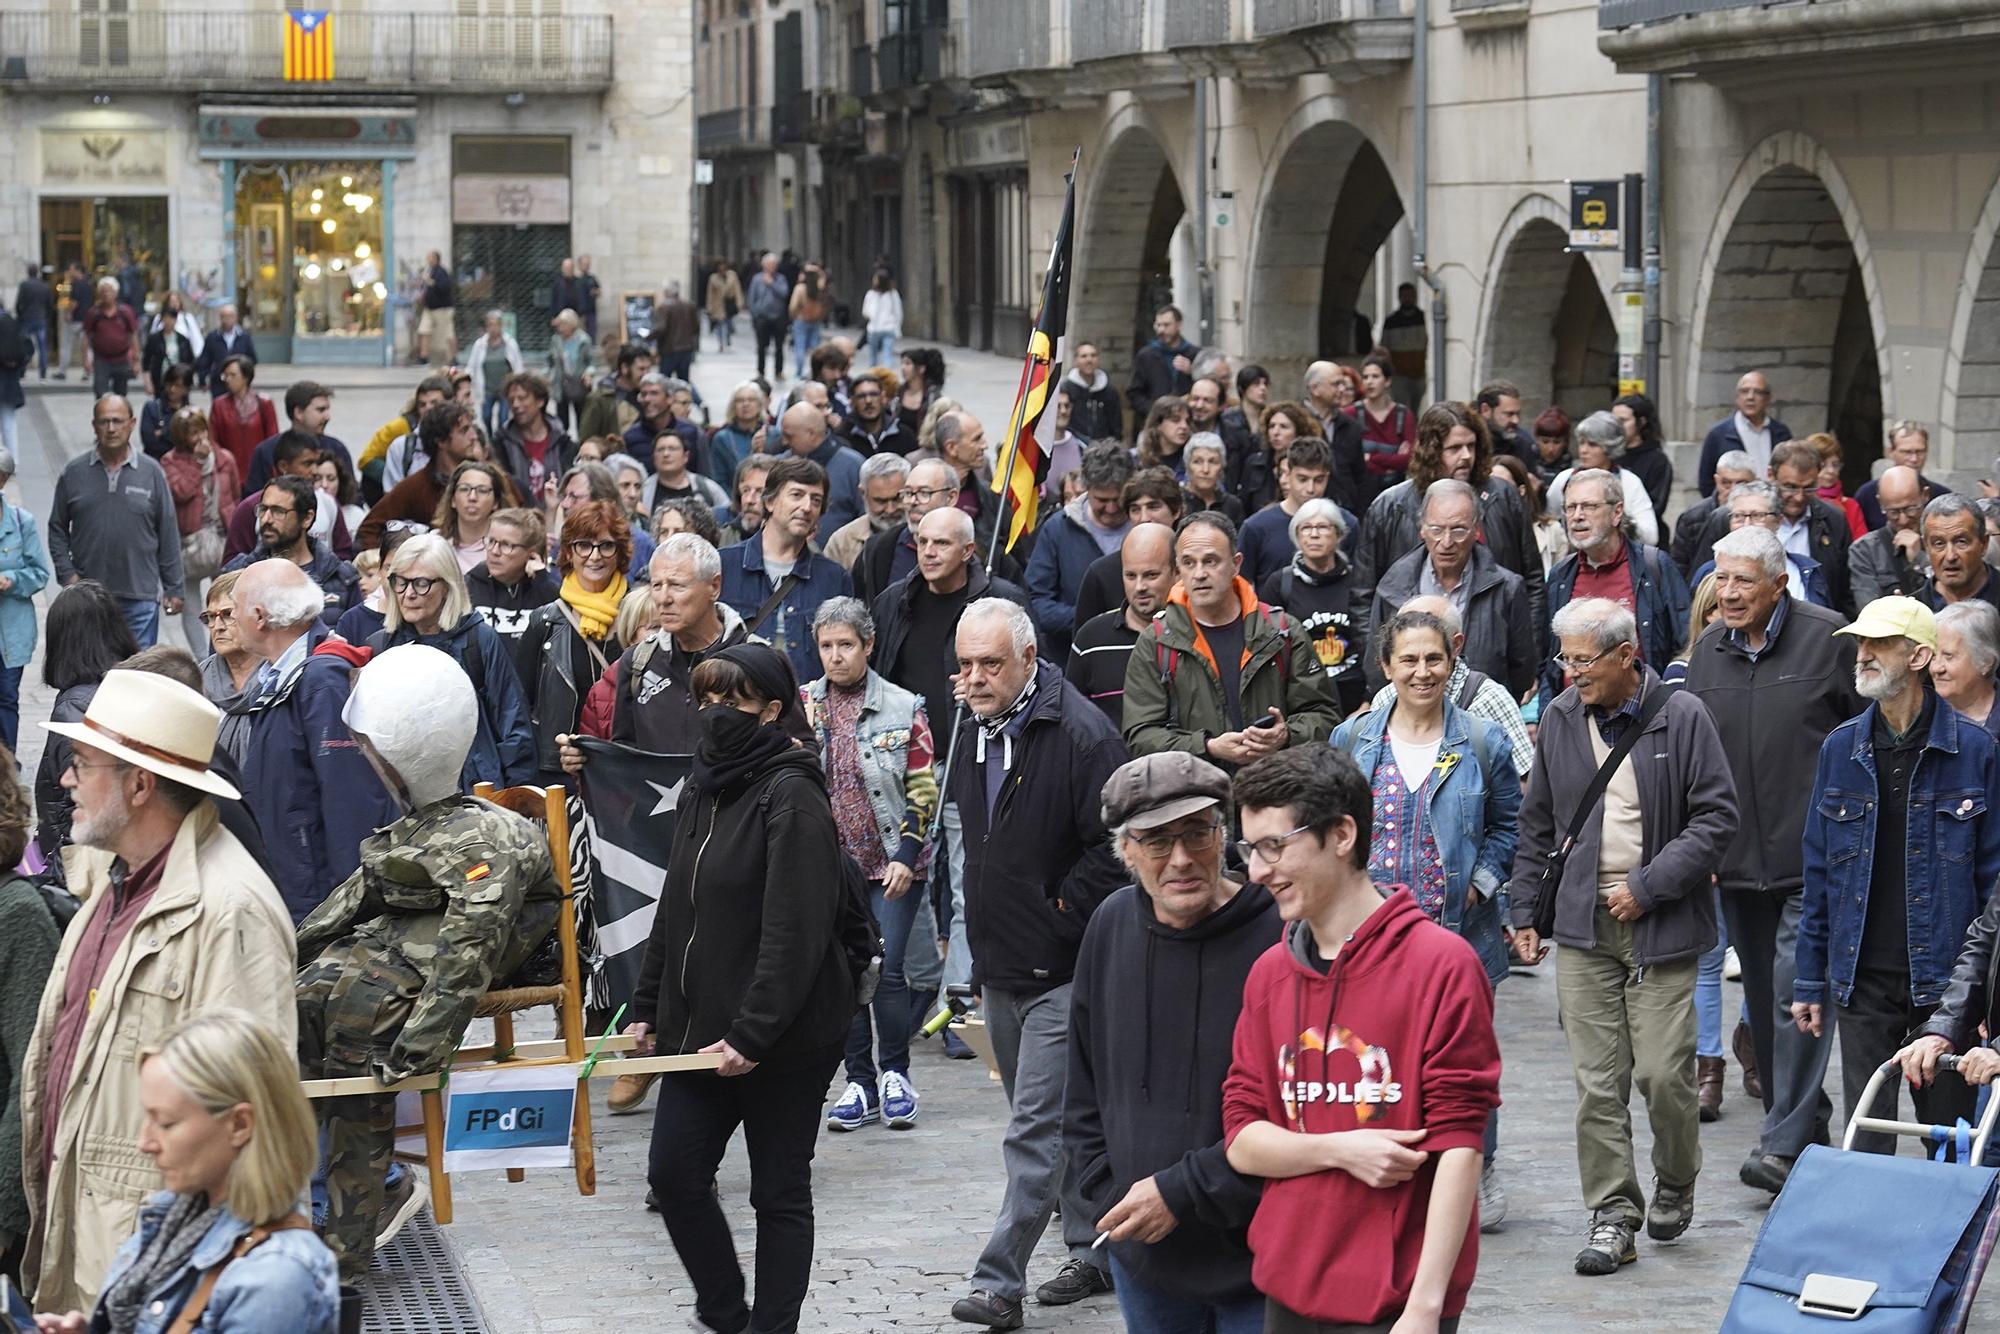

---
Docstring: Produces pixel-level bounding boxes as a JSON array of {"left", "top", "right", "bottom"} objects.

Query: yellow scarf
[{"left": 560, "top": 571, "right": 627, "bottom": 640}]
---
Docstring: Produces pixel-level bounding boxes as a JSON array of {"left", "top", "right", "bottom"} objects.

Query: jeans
[
  {"left": 482, "top": 390, "right": 507, "bottom": 440},
  {"left": 712, "top": 312, "right": 735, "bottom": 351},
  {"left": 845, "top": 877, "right": 923, "bottom": 1085},
  {"left": 649, "top": 1052, "right": 840, "bottom": 1334},
  {"left": 753, "top": 316, "right": 787, "bottom": 379},
  {"left": 940, "top": 800, "right": 972, "bottom": 989},
  {"left": 1109, "top": 1254, "right": 1263, "bottom": 1334},
  {"left": 0, "top": 663, "right": 20, "bottom": 755},
  {"left": 1556, "top": 903, "right": 1701, "bottom": 1227},
  {"left": 1839, "top": 962, "right": 1976, "bottom": 1156},
  {"left": 661, "top": 350, "right": 695, "bottom": 383},
  {"left": 1721, "top": 889, "right": 1835, "bottom": 1157},
  {"left": 789, "top": 319, "right": 822, "bottom": 379},
  {"left": 866, "top": 330, "right": 897, "bottom": 367},
  {"left": 1695, "top": 888, "right": 1728, "bottom": 1060},
  {"left": 117, "top": 596, "right": 160, "bottom": 648},
  {"left": 22, "top": 321, "right": 48, "bottom": 377},
  {"left": 970, "top": 983, "right": 1099, "bottom": 1299},
  {"left": 91, "top": 356, "right": 132, "bottom": 397},
  {"left": 904, "top": 887, "right": 942, "bottom": 996},
  {"left": 0, "top": 405, "right": 14, "bottom": 458}
]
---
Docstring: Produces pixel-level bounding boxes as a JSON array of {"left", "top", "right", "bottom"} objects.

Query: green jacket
[
  {"left": 297, "top": 793, "right": 562, "bottom": 1081},
  {"left": 0, "top": 877, "right": 60, "bottom": 1239},
  {"left": 1120, "top": 583, "right": 1342, "bottom": 766}
]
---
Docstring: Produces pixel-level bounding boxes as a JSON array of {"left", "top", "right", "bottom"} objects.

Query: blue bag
[{"left": 1721, "top": 1145, "right": 2000, "bottom": 1332}]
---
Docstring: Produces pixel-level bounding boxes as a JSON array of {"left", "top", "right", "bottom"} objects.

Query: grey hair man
[
  {"left": 1512, "top": 596, "right": 1738, "bottom": 1275},
  {"left": 235, "top": 559, "right": 393, "bottom": 922},
  {"left": 1854, "top": 421, "right": 1951, "bottom": 530},
  {"left": 948, "top": 596, "right": 1131, "bottom": 1326},
  {"left": 823, "top": 450, "right": 912, "bottom": 571},
  {"left": 1370, "top": 477, "right": 1534, "bottom": 696},
  {"left": 1684, "top": 524, "right": 1860, "bottom": 1193},
  {"left": 47, "top": 392, "right": 184, "bottom": 646},
  {"left": 1921, "top": 491, "right": 2000, "bottom": 611},
  {"left": 1673, "top": 448, "right": 1758, "bottom": 575},
  {"left": 1545, "top": 466, "right": 1692, "bottom": 695},
  {"left": 1024, "top": 438, "right": 1134, "bottom": 655}
]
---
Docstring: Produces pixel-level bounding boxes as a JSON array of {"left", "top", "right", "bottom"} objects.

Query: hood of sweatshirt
[
  {"left": 1063, "top": 366, "right": 1110, "bottom": 394},
  {"left": 1064, "top": 493, "right": 1130, "bottom": 555}
]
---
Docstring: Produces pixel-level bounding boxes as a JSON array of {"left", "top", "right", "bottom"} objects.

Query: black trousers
[
  {"left": 752, "top": 316, "right": 786, "bottom": 379},
  {"left": 1840, "top": 963, "right": 1978, "bottom": 1157},
  {"left": 648, "top": 1050, "right": 840, "bottom": 1334},
  {"left": 1721, "top": 889, "right": 1834, "bottom": 1154},
  {"left": 1266, "top": 1304, "right": 1460, "bottom": 1334}
]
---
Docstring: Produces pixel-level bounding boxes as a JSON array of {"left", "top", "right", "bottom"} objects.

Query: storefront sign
[
  {"left": 197, "top": 107, "right": 415, "bottom": 158},
  {"left": 41, "top": 130, "right": 168, "bottom": 187},
  {"left": 452, "top": 175, "right": 571, "bottom": 226},
  {"left": 951, "top": 118, "right": 1027, "bottom": 171}
]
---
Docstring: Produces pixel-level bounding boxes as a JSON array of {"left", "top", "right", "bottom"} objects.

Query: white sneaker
[
  {"left": 826, "top": 1080, "right": 878, "bottom": 1132},
  {"left": 880, "top": 1070, "right": 919, "bottom": 1128},
  {"left": 1478, "top": 1161, "right": 1508, "bottom": 1233}
]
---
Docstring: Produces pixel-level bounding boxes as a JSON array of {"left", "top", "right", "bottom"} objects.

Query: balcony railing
[
  {"left": 697, "top": 106, "right": 769, "bottom": 152},
  {"left": 1599, "top": 0, "right": 1791, "bottom": 24},
  {"left": 1254, "top": 0, "right": 1400, "bottom": 36},
  {"left": 964, "top": 0, "right": 1052, "bottom": 81},
  {"left": 0, "top": 9, "right": 614, "bottom": 90},
  {"left": 877, "top": 27, "right": 943, "bottom": 93}
]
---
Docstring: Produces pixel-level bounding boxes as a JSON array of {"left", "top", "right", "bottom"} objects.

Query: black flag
[{"left": 575, "top": 736, "right": 692, "bottom": 1012}]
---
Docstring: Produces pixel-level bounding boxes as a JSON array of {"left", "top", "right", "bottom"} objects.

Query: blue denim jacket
[
  {"left": 1332, "top": 698, "right": 1520, "bottom": 984},
  {"left": 1798, "top": 700, "right": 2000, "bottom": 1009},
  {"left": 0, "top": 502, "right": 50, "bottom": 669},
  {"left": 90, "top": 1192, "right": 338, "bottom": 1334}
]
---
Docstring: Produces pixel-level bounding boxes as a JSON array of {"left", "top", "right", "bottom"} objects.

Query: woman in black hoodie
[{"left": 628, "top": 642, "right": 853, "bottom": 1334}]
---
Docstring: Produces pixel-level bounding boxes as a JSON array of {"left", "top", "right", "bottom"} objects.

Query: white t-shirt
[{"left": 1389, "top": 734, "right": 1443, "bottom": 794}]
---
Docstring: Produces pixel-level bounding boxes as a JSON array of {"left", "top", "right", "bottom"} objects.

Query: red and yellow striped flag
[
  {"left": 991, "top": 152, "right": 1077, "bottom": 553},
  {"left": 283, "top": 9, "right": 334, "bottom": 81}
]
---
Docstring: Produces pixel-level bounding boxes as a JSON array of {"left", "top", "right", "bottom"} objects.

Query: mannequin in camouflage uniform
[{"left": 296, "top": 643, "right": 562, "bottom": 1281}]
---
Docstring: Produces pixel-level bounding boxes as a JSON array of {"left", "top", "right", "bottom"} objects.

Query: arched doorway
[
  {"left": 1693, "top": 162, "right": 1883, "bottom": 479},
  {"left": 1071, "top": 123, "right": 1186, "bottom": 377},
  {"left": 1245, "top": 117, "right": 1406, "bottom": 389},
  {"left": 1481, "top": 211, "right": 1619, "bottom": 421},
  {"left": 1944, "top": 179, "right": 2000, "bottom": 472}
]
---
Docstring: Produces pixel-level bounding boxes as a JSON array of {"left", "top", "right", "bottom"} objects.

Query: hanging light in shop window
[
  {"left": 344, "top": 193, "right": 374, "bottom": 213},
  {"left": 372, "top": 281, "right": 388, "bottom": 299},
  {"left": 303, "top": 263, "right": 323, "bottom": 281},
  {"left": 322, "top": 219, "right": 337, "bottom": 234},
  {"left": 354, "top": 242, "right": 372, "bottom": 259},
  {"left": 340, "top": 176, "right": 353, "bottom": 188},
  {"left": 309, "top": 201, "right": 322, "bottom": 216},
  {"left": 330, "top": 258, "right": 346, "bottom": 272},
  {"left": 311, "top": 188, "right": 324, "bottom": 201}
]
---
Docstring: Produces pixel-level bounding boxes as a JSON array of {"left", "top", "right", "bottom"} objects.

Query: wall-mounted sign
[
  {"left": 452, "top": 175, "right": 571, "bottom": 226},
  {"left": 196, "top": 106, "right": 416, "bottom": 159},
  {"left": 951, "top": 118, "right": 1027, "bottom": 171},
  {"left": 42, "top": 130, "right": 168, "bottom": 187},
  {"left": 1568, "top": 179, "right": 1622, "bottom": 251}
]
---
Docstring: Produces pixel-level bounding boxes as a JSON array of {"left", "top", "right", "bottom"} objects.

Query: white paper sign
[{"left": 441, "top": 1064, "right": 577, "bottom": 1173}]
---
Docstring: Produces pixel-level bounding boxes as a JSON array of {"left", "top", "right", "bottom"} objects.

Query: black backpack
[{"left": 756, "top": 786, "right": 883, "bottom": 1007}]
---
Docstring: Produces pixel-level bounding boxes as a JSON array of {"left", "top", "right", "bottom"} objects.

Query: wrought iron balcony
[
  {"left": 697, "top": 106, "right": 770, "bottom": 153},
  {"left": 0, "top": 9, "right": 614, "bottom": 91}
]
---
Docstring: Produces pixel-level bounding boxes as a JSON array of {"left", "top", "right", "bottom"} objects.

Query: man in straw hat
[{"left": 16, "top": 669, "right": 295, "bottom": 1311}]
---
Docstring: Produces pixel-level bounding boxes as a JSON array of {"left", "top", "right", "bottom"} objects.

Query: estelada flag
[
  {"left": 992, "top": 151, "right": 1077, "bottom": 553},
  {"left": 283, "top": 9, "right": 334, "bottom": 82}
]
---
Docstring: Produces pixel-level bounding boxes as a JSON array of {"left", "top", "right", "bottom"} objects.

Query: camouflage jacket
[{"left": 297, "top": 793, "right": 560, "bottom": 1080}]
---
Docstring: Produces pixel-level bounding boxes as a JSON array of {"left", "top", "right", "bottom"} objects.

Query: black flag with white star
[{"left": 575, "top": 737, "right": 692, "bottom": 1014}]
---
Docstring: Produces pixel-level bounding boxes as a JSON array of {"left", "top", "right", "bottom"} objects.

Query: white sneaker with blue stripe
[{"left": 827, "top": 1080, "right": 878, "bottom": 1131}]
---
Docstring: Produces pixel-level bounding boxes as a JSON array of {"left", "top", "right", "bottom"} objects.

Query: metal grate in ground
[{"left": 360, "top": 1209, "right": 489, "bottom": 1333}]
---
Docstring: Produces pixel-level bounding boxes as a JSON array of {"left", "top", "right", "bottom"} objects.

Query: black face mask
[{"left": 698, "top": 703, "right": 762, "bottom": 755}]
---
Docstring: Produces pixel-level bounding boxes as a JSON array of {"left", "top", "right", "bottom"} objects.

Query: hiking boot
[
  {"left": 950, "top": 1290, "right": 1024, "bottom": 1329},
  {"left": 1648, "top": 1178, "right": 1695, "bottom": 1241},
  {"left": 880, "top": 1070, "right": 919, "bottom": 1128},
  {"left": 1698, "top": 1055, "right": 1726, "bottom": 1122},
  {"left": 1035, "top": 1258, "right": 1112, "bottom": 1305},
  {"left": 608, "top": 1070, "right": 658, "bottom": 1115},
  {"left": 1739, "top": 1151, "right": 1795, "bottom": 1194},
  {"left": 1574, "top": 1211, "right": 1638, "bottom": 1276},
  {"left": 826, "top": 1080, "right": 879, "bottom": 1132},
  {"left": 374, "top": 1169, "right": 430, "bottom": 1250},
  {"left": 1478, "top": 1160, "right": 1507, "bottom": 1233},
  {"left": 1733, "top": 1020, "right": 1762, "bottom": 1102}
]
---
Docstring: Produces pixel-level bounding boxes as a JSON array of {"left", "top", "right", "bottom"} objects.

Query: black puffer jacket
[{"left": 631, "top": 745, "right": 853, "bottom": 1066}]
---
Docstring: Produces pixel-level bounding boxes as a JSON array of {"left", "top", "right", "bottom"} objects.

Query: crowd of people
[{"left": 8, "top": 266, "right": 2000, "bottom": 1334}]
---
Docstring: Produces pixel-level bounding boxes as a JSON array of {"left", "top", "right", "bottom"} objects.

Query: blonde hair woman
[{"left": 35, "top": 1009, "right": 336, "bottom": 1332}]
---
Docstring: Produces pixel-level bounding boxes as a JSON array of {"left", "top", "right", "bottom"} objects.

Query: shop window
[{"left": 235, "top": 161, "right": 387, "bottom": 341}]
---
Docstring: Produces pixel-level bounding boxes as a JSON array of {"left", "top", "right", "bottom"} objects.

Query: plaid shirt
[{"left": 1371, "top": 658, "right": 1535, "bottom": 777}]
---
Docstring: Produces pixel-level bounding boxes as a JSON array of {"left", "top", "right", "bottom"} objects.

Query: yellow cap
[{"left": 1833, "top": 596, "right": 1938, "bottom": 651}]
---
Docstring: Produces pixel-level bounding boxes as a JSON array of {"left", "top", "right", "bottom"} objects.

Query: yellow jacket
[{"left": 357, "top": 412, "right": 413, "bottom": 469}]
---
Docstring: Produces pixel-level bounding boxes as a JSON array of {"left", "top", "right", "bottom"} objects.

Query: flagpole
[{"left": 921, "top": 148, "right": 1080, "bottom": 1007}]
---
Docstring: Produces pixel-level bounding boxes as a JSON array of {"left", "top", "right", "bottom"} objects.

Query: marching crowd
[{"left": 9, "top": 266, "right": 2000, "bottom": 1334}]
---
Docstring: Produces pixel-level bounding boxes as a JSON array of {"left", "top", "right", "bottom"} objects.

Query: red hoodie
[{"left": 1221, "top": 888, "right": 1501, "bottom": 1324}]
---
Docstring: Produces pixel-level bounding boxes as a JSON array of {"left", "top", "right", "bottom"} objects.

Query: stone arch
[
  {"left": 1686, "top": 132, "right": 1889, "bottom": 467},
  {"left": 1244, "top": 101, "right": 1407, "bottom": 389},
  {"left": 1941, "top": 167, "right": 2000, "bottom": 470},
  {"left": 1071, "top": 114, "right": 1187, "bottom": 378},
  {"left": 1477, "top": 195, "right": 1619, "bottom": 421}
]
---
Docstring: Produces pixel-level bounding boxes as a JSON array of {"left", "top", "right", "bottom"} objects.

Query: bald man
[
  {"left": 1698, "top": 369, "right": 1792, "bottom": 497},
  {"left": 1849, "top": 465, "right": 1935, "bottom": 604},
  {"left": 48, "top": 393, "right": 184, "bottom": 646},
  {"left": 782, "top": 398, "right": 865, "bottom": 541},
  {"left": 1067, "top": 522, "right": 1176, "bottom": 727}
]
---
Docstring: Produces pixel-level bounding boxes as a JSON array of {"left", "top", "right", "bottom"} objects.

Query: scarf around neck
[
  {"left": 560, "top": 570, "right": 627, "bottom": 640},
  {"left": 103, "top": 1192, "right": 227, "bottom": 1334},
  {"left": 974, "top": 670, "right": 1039, "bottom": 770}
]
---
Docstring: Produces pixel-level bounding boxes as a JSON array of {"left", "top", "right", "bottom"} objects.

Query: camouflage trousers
[{"left": 298, "top": 941, "right": 424, "bottom": 1283}]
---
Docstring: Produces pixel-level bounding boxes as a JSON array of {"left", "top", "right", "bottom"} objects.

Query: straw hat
[{"left": 43, "top": 669, "right": 242, "bottom": 800}]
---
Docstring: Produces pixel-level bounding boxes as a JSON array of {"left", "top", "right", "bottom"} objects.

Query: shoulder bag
[{"left": 1529, "top": 685, "right": 1670, "bottom": 937}]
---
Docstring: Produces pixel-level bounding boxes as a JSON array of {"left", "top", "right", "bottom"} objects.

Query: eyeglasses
[
  {"left": 68, "top": 756, "right": 129, "bottom": 776},
  {"left": 1421, "top": 523, "right": 1473, "bottom": 542},
  {"left": 387, "top": 574, "right": 441, "bottom": 596},
  {"left": 1774, "top": 482, "right": 1815, "bottom": 497},
  {"left": 484, "top": 536, "right": 527, "bottom": 554},
  {"left": 1739, "top": 386, "right": 1772, "bottom": 397},
  {"left": 456, "top": 483, "right": 496, "bottom": 497},
  {"left": 568, "top": 539, "right": 619, "bottom": 558},
  {"left": 1883, "top": 503, "right": 1926, "bottom": 520},
  {"left": 898, "top": 485, "right": 955, "bottom": 503},
  {"left": 198, "top": 608, "right": 234, "bottom": 627},
  {"left": 1295, "top": 522, "right": 1338, "bottom": 537},
  {"left": 255, "top": 503, "right": 298, "bottom": 518},
  {"left": 1554, "top": 649, "right": 1619, "bottom": 673},
  {"left": 1231, "top": 823, "right": 1317, "bottom": 867},
  {"left": 1130, "top": 821, "right": 1224, "bottom": 860},
  {"left": 384, "top": 519, "right": 429, "bottom": 535},
  {"left": 1730, "top": 509, "right": 1778, "bottom": 524},
  {"left": 1563, "top": 500, "right": 1611, "bottom": 515}
]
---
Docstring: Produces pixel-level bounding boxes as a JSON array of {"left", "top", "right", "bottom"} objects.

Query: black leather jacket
[{"left": 1919, "top": 892, "right": 2000, "bottom": 1053}]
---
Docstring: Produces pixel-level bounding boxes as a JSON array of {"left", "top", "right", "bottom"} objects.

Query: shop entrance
[
  {"left": 39, "top": 195, "right": 170, "bottom": 308},
  {"left": 234, "top": 161, "right": 388, "bottom": 364}
]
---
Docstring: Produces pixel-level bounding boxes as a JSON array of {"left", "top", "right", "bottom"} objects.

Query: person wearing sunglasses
[{"left": 367, "top": 532, "right": 535, "bottom": 790}]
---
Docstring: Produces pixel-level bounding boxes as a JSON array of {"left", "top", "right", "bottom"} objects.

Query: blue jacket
[
  {"left": 1332, "top": 700, "right": 1520, "bottom": 984},
  {"left": 91, "top": 1192, "right": 337, "bottom": 1334},
  {"left": 1024, "top": 498, "right": 1125, "bottom": 657},
  {"left": 377, "top": 612, "right": 539, "bottom": 790},
  {"left": 1798, "top": 698, "right": 2000, "bottom": 1009},
  {"left": 0, "top": 501, "right": 50, "bottom": 669},
  {"left": 1544, "top": 538, "right": 1691, "bottom": 699},
  {"left": 719, "top": 535, "right": 852, "bottom": 684},
  {"left": 807, "top": 435, "right": 866, "bottom": 542},
  {"left": 1697, "top": 413, "right": 1793, "bottom": 497},
  {"left": 241, "top": 624, "right": 395, "bottom": 922}
]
